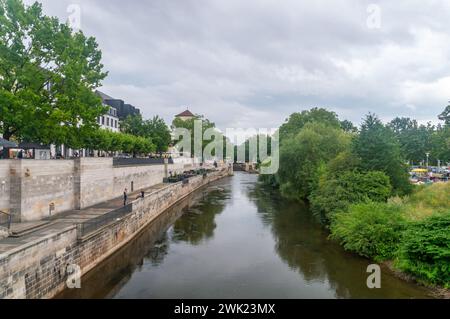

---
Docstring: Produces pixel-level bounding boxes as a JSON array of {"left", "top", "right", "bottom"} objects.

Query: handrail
[{"left": 0, "top": 210, "right": 12, "bottom": 231}]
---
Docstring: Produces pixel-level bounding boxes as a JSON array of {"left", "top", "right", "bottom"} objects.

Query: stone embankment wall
[
  {"left": 0, "top": 158, "right": 196, "bottom": 222},
  {"left": 0, "top": 167, "right": 231, "bottom": 299}
]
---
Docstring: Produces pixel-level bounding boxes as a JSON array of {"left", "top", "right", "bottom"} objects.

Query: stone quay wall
[
  {"left": 0, "top": 166, "right": 231, "bottom": 299},
  {"left": 0, "top": 158, "right": 196, "bottom": 222}
]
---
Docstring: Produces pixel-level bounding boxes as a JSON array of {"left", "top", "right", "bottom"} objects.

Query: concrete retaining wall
[
  {"left": 0, "top": 161, "right": 12, "bottom": 216},
  {"left": 0, "top": 158, "right": 199, "bottom": 222},
  {"left": 0, "top": 167, "right": 231, "bottom": 299}
]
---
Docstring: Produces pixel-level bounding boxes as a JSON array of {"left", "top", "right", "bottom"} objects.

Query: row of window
[{"left": 98, "top": 115, "right": 119, "bottom": 129}]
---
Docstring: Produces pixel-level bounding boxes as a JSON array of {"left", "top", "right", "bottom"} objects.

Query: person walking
[{"left": 123, "top": 188, "right": 128, "bottom": 206}]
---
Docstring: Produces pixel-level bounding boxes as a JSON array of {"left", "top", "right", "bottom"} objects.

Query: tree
[
  {"left": 310, "top": 170, "right": 392, "bottom": 224},
  {"left": 172, "top": 114, "right": 219, "bottom": 158},
  {"left": 120, "top": 114, "right": 146, "bottom": 137},
  {"left": 121, "top": 114, "right": 171, "bottom": 153},
  {"left": 145, "top": 116, "right": 172, "bottom": 153},
  {"left": 353, "top": 114, "right": 412, "bottom": 196},
  {"left": 438, "top": 103, "right": 450, "bottom": 125},
  {"left": 340, "top": 119, "right": 358, "bottom": 133},
  {"left": 388, "top": 117, "right": 435, "bottom": 165},
  {"left": 277, "top": 122, "right": 352, "bottom": 201},
  {"left": 234, "top": 134, "right": 272, "bottom": 163},
  {"left": 0, "top": 0, "right": 108, "bottom": 143},
  {"left": 278, "top": 107, "right": 341, "bottom": 142}
]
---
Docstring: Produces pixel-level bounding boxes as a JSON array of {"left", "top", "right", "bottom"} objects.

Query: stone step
[{"left": 9, "top": 221, "right": 52, "bottom": 238}]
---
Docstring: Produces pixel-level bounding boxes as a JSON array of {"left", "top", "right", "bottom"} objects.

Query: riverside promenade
[
  {"left": 0, "top": 183, "right": 167, "bottom": 254},
  {"left": 0, "top": 165, "right": 232, "bottom": 299}
]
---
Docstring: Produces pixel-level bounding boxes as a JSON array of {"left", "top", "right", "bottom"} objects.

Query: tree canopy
[
  {"left": 0, "top": 0, "right": 107, "bottom": 143},
  {"left": 121, "top": 114, "right": 171, "bottom": 153}
]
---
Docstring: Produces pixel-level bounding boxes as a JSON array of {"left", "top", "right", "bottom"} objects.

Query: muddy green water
[{"left": 58, "top": 173, "right": 433, "bottom": 299}]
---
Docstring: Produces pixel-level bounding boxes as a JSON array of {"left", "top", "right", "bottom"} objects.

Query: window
[
  {"left": 102, "top": 116, "right": 105, "bottom": 125},
  {"left": 107, "top": 117, "right": 110, "bottom": 126}
]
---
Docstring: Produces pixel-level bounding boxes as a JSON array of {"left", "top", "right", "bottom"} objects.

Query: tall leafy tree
[
  {"left": 388, "top": 117, "right": 435, "bottom": 165},
  {"left": 172, "top": 114, "right": 219, "bottom": 158},
  {"left": 438, "top": 103, "right": 450, "bottom": 125},
  {"left": 278, "top": 107, "right": 341, "bottom": 142},
  {"left": 0, "top": 0, "right": 107, "bottom": 143},
  {"left": 353, "top": 114, "right": 412, "bottom": 196},
  {"left": 278, "top": 122, "right": 352, "bottom": 201},
  {"left": 121, "top": 114, "right": 171, "bottom": 153}
]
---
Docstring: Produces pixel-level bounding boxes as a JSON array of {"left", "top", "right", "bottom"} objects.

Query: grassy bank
[{"left": 330, "top": 182, "right": 450, "bottom": 289}]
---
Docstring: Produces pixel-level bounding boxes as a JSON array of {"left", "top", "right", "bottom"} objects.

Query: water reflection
[
  {"left": 172, "top": 188, "right": 230, "bottom": 245},
  {"left": 247, "top": 181, "right": 433, "bottom": 299},
  {"left": 58, "top": 173, "right": 433, "bottom": 299}
]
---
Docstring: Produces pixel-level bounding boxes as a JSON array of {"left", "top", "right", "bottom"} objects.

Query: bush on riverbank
[
  {"left": 396, "top": 214, "right": 450, "bottom": 288},
  {"left": 310, "top": 170, "right": 392, "bottom": 223},
  {"left": 330, "top": 183, "right": 450, "bottom": 288},
  {"left": 330, "top": 202, "right": 406, "bottom": 261}
]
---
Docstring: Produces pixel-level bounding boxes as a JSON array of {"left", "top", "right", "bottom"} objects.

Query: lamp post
[{"left": 425, "top": 152, "right": 430, "bottom": 171}]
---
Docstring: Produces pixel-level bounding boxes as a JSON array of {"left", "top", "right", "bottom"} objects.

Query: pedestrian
[
  {"left": 123, "top": 188, "right": 128, "bottom": 206},
  {"left": 141, "top": 191, "right": 145, "bottom": 198}
]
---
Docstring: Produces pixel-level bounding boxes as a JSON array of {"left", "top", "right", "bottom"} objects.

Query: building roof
[
  {"left": 95, "top": 90, "right": 116, "bottom": 102},
  {"left": 175, "top": 110, "right": 195, "bottom": 118}
]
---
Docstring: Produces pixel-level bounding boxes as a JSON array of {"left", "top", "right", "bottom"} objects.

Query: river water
[{"left": 58, "top": 173, "right": 433, "bottom": 299}]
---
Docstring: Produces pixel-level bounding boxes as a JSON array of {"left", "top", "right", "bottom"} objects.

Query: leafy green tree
[
  {"left": 145, "top": 116, "right": 172, "bottom": 153},
  {"left": 172, "top": 114, "right": 221, "bottom": 158},
  {"left": 431, "top": 125, "right": 450, "bottom": 164},
  {"left": 388, "top": 117, "right": 435, "bottom": 165},
  {"left": 120, "top": 114, "right": 146, "bottom": 137},
  {"left": 278, "top": 122, "right": 351, "bottom": 201},
  {"left": 340, "top": 119, "right": 358, "bottom": 133},
  {"left": 278, "top": 107, "right": 341, "bottom": 142},
  {"left": 0, "top": 0, "right": 107, "bottom": 143},
  {"left": 234, "top": 134, "right": 272, "bottom": 163},
  {"left": 121, "top": 114, "right": 171, "bottom": 153},
  {"left": 353, "top": 114, "right": 412, "bottom": 196},
  {"left": 438, "top": 103, "right": 450, "bottom": 125}
]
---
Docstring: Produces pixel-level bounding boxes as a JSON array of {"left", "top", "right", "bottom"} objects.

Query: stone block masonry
[
  {"left": 0, "top": 158, "right": 196, "bottom": 222},
  {"left": 0, "top": 166, "right": 232, "bottom": 299}
]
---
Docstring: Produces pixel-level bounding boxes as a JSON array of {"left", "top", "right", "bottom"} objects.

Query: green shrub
[
  {"left": 310, "top": 170, "right": 392, "bottom": 224},
  {"left": 330, "top": 202, "right": 405, "bottom": 260},
  {"left": 396, "top": 213, "right": 450, "bottom": 288}
]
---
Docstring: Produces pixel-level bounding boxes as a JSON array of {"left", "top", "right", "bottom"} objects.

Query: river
[{"left": 58, "top": 172, "right": 433, "bottom": 299}]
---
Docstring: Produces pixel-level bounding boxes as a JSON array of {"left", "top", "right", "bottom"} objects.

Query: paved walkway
[{"left": 0, "top": 183, "right": 168, "bottom": 254}]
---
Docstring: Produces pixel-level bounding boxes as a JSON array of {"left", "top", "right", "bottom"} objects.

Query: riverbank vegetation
[{"left": 261, "top": 107, "right": 450, "bottom": 289}]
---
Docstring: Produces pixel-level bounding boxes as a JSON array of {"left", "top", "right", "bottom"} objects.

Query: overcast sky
[{"left": 25, "top": 0, "right": 450, "bottom": 131}]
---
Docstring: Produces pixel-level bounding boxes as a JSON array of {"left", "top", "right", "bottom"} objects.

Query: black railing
[
  {"left": 77, "top": 204, "right": 133, "bottom": 238},
  {"left": 113, "top": 157, "right": 174, "bottom": 166}
]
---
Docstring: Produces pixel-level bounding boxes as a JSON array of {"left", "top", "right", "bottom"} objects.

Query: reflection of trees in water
[
  {"left": 56, "top": 192, "right": 198, "bottom": 299},
  {"left": 172, "top": 188, "right": 230, "bottom": 245},
  {"left": 146, "top": 233, "right": 170, "bottom": 267},
  {"left": 246, "top": 181, "right": 414, "bottom": 299}
]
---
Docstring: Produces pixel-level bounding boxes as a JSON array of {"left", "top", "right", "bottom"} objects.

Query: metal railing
[
  {"left": 77, "top": 204, "right": 133, "bottom": 238},
  {"left": 113, "top": 157, "right": 174, "bottom": 166},
  {"left": 0, "top": 210, "right": 12, "bottom": 231}
]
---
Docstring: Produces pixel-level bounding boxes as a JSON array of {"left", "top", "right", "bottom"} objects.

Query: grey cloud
[{"left": 25, "top": 0, "right": 450, "bottom": 129}]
